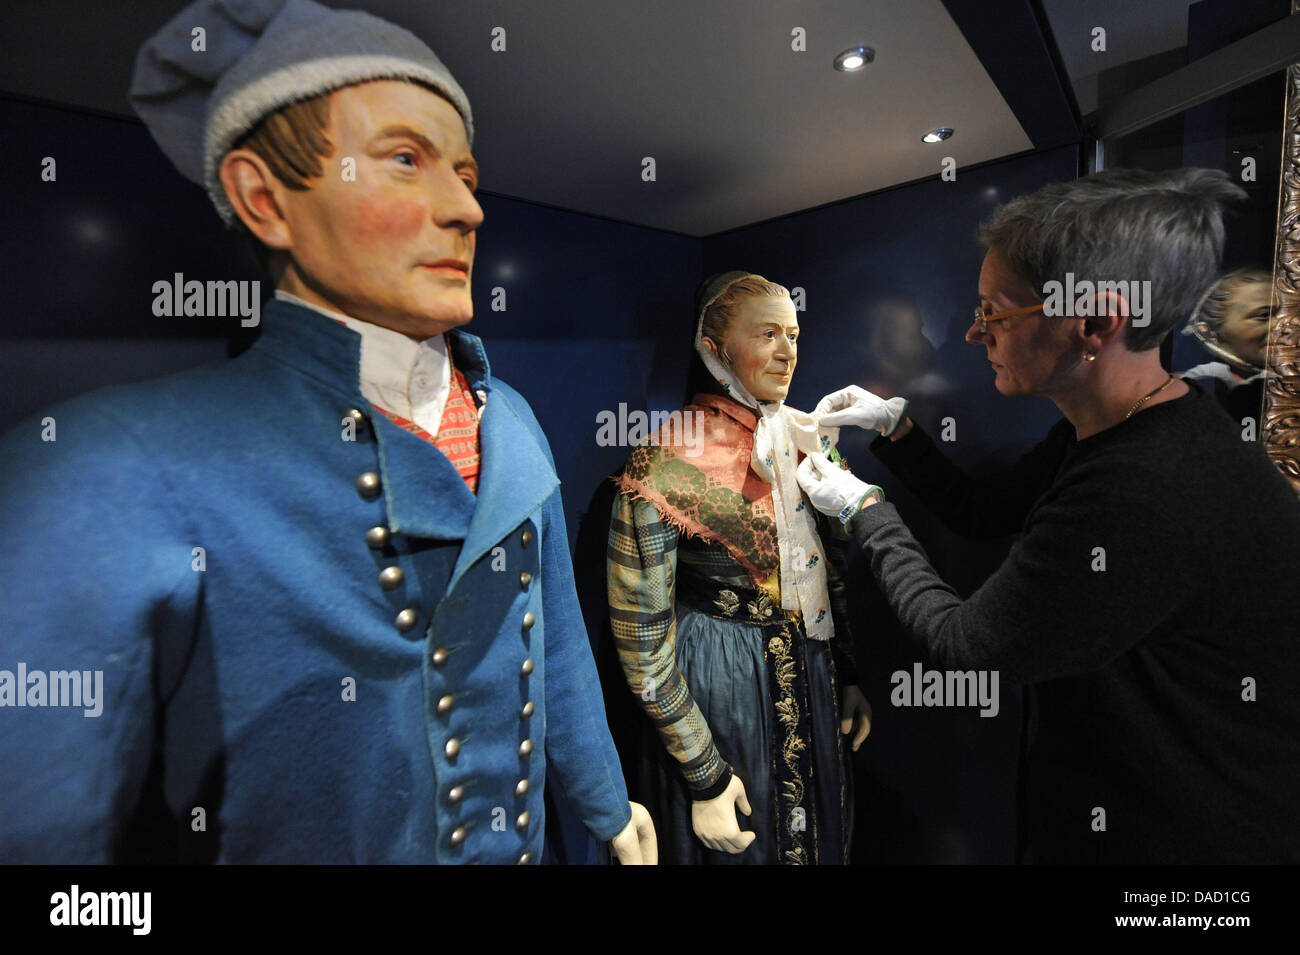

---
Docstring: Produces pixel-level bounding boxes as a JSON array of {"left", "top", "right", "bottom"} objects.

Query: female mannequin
[{"left": 607, "top": 272, "right": 871, "bottom": 864}]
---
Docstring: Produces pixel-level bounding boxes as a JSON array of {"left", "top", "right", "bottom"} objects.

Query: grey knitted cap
[{"left": 129, "top": 0, "right": 474, "bottom": 225}]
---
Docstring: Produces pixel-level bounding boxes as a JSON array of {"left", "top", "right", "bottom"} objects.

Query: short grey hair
[{"left": 978, "top": 168, "right": 1246, "bottom": 351}]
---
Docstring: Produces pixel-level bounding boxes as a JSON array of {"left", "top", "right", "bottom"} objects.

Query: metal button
[
  {"left": 449, "top": 825, "right": 467, "bottom": 848},
  {"left": 445, "top": 738, "right": 461, "bottom": 760},
  {"left": 519, "top": 571, "right": 532, "bottom": 589},
  {"left": 521, "top": 528, "right": 533, "bottom": 547},
  {"left": 517, "top": 852, "right": 532, "bottom": 865},
  {"left": 521, "top": 612, "right": 535, "bottom": 632},
  {"left": 365, "top": 526, "right": 390, "bottom": 549},
  {"left": 356, "top": 472, "right": 382, "bottom": 499},
  {"left": 518, "top": 739, "right": 533, "bottom": 758},
  {"left": 436, "top": 694, "right": 455, "bottom": 717},
  {"left": 378, "top": 565, "right": 404, "bottom": 590},
  {"left": 344, "top": 408, "right": 367, "bottom": 430},
  {"left": 521, "top": 701, "right": 534, "bottom": 719},
  {"left": 516, "top": 811, "right": 530, "bottom": 831},
  {"left": 395, "top": 608, "right": 418, "bottom": 633},
  {"left": 515, "top": 778, "right": 529, "bottom": 798},
  {"left": 520, "top": 658, "right": 534, "bottom": 677},
  {"left": 431, "top": 646, "right": 449, "bottom": 668},
  {"left": 447, "top": 784, "right": 465, "bottom": 806}
]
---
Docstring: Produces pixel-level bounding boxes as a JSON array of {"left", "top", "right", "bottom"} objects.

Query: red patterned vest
[{"left": 372, "top": 336, "right": 482, "bottom": 494}]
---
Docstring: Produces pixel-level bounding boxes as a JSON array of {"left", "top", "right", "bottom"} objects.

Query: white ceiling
[{"left": 0, "top": 0, "right": 1034, "bottom": 236}]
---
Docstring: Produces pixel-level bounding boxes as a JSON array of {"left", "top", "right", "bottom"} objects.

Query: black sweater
[{"left": 848, "top": 380, "right": 1300, "bottom": 863}]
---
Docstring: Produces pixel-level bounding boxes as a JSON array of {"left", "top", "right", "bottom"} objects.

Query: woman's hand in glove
[
  {"left": 815, "top": 385, "right": 909, "bottom": 436},
  {"left": 796, "top": 452, "right": 883, "bottom": 525}
]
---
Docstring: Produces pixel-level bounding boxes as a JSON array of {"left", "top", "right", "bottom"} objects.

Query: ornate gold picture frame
[{"left": 1263, "top": 55, "right": 1300, "bottom": 494}]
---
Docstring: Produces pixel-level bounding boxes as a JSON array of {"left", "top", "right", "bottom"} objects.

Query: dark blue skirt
[{"left": 632, "top": 601, "right": 852, "bottom": 864}]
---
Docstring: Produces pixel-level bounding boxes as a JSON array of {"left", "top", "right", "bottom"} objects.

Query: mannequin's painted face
[
  {"left": 276, "top": 80, "right": 482, "bottom": 339},
  {"left": 1214, "top": 278, "right": 1271, "bottom": 367},
  {"left": 708, "top": 295, "right": 799, "bottom": 401}
]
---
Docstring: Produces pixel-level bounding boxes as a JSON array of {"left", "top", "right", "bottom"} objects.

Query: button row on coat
[
  {"left": 357, "top": 457, "right": 537, "bottom": 854},
  {"left": 371, "top": 504, "right": 539, "bottom": 636},
  {"left": 444, "top": 712, "right": 465, "bottom": 850},
  {"left": 351, "top": 410, "right": 531, "bottom": 861},
  {"left": 436, "top": 646, "right": 535, "bottom": 847},
  {"left": 347, "top": 413, "right": 416, "bottom": 633},
  {"left": 518, "top": 520, "right": 536, "bottom": 841},
  {"left": 516, "top": 519, "right": 536, "bottom": 855},
  {"left": 350, "top": 410, "right": 473, "bottom": 853}
]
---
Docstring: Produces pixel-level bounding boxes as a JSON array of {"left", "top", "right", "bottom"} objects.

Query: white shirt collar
[{"left": 274, "top": 290, "right": 452, "bottom": 436}]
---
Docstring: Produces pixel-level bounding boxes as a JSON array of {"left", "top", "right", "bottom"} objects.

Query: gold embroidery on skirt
[{"left": 769, "top": 624, "right": 808, "bottom": 865}]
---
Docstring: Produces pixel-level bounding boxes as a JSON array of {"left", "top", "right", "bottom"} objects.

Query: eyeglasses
[{"left": 973, "top": 303, "right": 1044, "bottom": 335}]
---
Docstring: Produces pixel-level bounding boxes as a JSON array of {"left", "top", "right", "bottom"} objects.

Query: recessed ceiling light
[
  {"left": 922, "top": 127, "right": 955, "bottom": 143},
  {"left": 834, "top": 46, "right": 874, "bottom": 71}
]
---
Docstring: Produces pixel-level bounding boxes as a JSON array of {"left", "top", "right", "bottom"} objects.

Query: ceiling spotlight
[
  {"left": 922, "top": 127, "right": 955, "bottom": 143},
  {"left": 834, "top": 46, "right": 874, "bottom": 71}
]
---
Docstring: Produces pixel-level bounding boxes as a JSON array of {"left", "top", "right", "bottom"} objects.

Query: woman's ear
[{"left": 701, "top": 336, "right": 721, "bottom": 359}]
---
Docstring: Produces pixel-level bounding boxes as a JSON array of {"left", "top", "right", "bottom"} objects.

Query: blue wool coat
[{"left": 0, "top": 299, "right": 631, "bottom": 863}]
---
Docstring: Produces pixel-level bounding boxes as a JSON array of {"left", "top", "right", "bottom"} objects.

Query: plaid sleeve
[{"left": 607, "top": 490, "right": 733, "bottom": 799}]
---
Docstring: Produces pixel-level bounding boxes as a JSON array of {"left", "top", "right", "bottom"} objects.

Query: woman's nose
[{"left": 965, "top": 318, "right": 986, "bottom": 344}]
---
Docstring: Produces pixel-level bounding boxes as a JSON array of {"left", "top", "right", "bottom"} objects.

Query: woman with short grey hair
[{"left": 797, "top": 168, "right": 1300, "bottom": 864}]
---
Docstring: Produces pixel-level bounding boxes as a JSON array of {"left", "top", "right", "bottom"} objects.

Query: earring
[{"left": 1083, "top": 353, "right": 1096, "bottom": 362}]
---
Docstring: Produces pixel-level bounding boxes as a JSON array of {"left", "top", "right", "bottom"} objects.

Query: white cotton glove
[
  {"left": 814, "top": 385, "right": 909, "bottom": 436},
  {"left": 796, "top": 452, "right": 883, "bottom": 525}
]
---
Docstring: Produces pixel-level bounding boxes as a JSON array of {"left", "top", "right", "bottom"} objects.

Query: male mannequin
[{"left": 0, "top": 0, "right": 653, "bottom": 865}]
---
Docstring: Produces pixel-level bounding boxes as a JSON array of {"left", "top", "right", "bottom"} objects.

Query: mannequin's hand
[
  {"left": 691, "top": 774, "right": 756, "bottom": 854},
  {"left": 797, "top": 452, "right": 883, "bottom": 524},
  {"left": 841, "top": 685, "right": 872, "bottom": 752},
  {"left": 815, "top": 385, "right": 909, "bottom": 436},
  {"left": 609, "top": 801, "right": 658, "bottom": 865}
]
